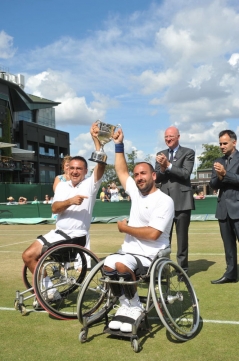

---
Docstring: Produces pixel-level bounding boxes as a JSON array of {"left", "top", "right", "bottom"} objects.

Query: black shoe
[{"left": 211, "top": 276, "right": 237, "bottom": 284}]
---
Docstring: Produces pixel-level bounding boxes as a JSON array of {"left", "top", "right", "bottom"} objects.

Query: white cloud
[
  {"left": 0, "top": 31, "right": 16, "bottom": 59},
  {"left": 25, "top": 70, "right": 118, "bottom": 126},
  {"left": 132, "top": 68, "right": 181, "bottom": 94},
  {"left": 229, "top": 53, "right": 239, "bottom": 66},
  {"left": 188, "top": 65, "right": 214, "bottom": 89},
  {"left": 3, "top": 0, "right": 239, "bottom": 161}
]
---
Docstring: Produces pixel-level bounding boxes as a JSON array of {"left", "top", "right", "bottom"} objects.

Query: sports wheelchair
[
  {"left": 14, "top": 236, "right": 99, "bottom": 320},
  {"left": 77, "top": 248, "right": 200, "bottom": 352}
]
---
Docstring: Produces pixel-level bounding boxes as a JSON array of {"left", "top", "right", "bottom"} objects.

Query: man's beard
[{"left": 136, "top": 180, "right": 154, "bottom": 195}]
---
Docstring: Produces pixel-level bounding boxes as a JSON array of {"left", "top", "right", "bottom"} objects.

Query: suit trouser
[
  {"left": 219, "top": 215, "right": 239, "bottom": 279},
  {"left": 170, "top": 210, "right": 191, "bottom": 271}
]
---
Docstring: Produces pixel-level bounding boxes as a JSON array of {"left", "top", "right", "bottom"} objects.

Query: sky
[{"left": 1, "top": 0, "right": 239, "bottom": 171}]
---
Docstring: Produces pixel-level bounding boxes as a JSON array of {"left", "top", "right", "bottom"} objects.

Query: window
[
  {"left": 48, "top": 148, "right": 55, "bottom": 156},
  {"left": 39, "top": 146, "right": 45, "bottom": 155},
  {"left": 16, "top": 110, "right": 35, "bottom": 123},
  {"left": 45, "top": 135, "right": 55, "bottom": 144},
  {"left": 38, "top": 108, "right": 55, "bottom": 128},
  {"left": 27, "top": 143, "right": 35, "bottom": 151},
  {"left": 40, "top": 164, "right": 56, "bottom": 183},
  {"left": 198, "top": 173, "right": 211, "bottom": 179}
]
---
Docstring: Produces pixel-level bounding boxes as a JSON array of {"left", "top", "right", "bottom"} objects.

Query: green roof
[{"left": 28, "top": 94, "right": 60, "bottom": 105}]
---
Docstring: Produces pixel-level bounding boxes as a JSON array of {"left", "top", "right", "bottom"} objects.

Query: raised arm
[
  {"left": 90, "top": 122, "right": 106, "bottom": 182},
  {"left": 113, "top": 128, "right": 129, "bottom": 190}
]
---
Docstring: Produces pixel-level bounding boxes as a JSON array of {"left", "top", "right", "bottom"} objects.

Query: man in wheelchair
[
  {"left": 103, "top": 127, "right": 174, "bottom": 333},
  {"left": 22, "top": 122, "right": 105, "bottom": 302}
]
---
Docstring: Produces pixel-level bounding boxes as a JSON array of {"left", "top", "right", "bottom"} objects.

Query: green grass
[{"left": 0, "top": 222, "right": 238, "bottom": 361}]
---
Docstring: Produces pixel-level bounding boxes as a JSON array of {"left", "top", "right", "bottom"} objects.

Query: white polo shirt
[
  {"left": 121, "top": 177, "right": 174, "bottom": 259},
  {"left": 52, "top": 173, "right": 101, "bottom": 238}
]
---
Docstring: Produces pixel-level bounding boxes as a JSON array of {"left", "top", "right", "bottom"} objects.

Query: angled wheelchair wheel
[
  {"left": 22, "top": 265, "right": 33, "bottom": 292},
  {"left": 33, "top": 244, "right": 99, "bottom": 320},
  {"left": 77, "top": 259, "right": 116, "bottom": 325},
  {"left": 23, "top": 253, "right": 57, "bottom": 292},
  {"left": 150, "top": 259, "right": 200, "bottom": 341}
]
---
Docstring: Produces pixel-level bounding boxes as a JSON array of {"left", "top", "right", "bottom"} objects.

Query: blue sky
[{"left": 1, "top": 0, "right": 239, "bottom": 170}]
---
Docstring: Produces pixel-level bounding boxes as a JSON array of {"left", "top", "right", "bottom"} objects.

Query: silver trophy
[{"left": 89, "top": 120, "right": 120, "bottom": 164}]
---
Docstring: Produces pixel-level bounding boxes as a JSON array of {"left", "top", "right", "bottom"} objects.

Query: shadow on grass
[{"left": 188, "top": 259, "right": 215, "bottom": 277}]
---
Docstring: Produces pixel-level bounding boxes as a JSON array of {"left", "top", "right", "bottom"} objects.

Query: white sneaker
[
  {"left": 120, "top": 306, "right": 143, "bottom": 333},
  {"left": 33, "top": 297, "right": 44, "bottom": 311},
  {"left": 45, "top": 290, "right": 62, "bottom": 302},
  {"left": 108, "top": 304, "right": 130, "bottom": 330}
]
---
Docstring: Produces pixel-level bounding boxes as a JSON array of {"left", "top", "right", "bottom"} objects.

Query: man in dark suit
[
  {"left": 210, "top": 129, "right": 239, "bottom": 284},
  {"left": 155, "top": 126, "right": 195, "bottom": 273}
]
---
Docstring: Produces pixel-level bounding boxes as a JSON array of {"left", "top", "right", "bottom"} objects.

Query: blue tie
[{"left": 169, "top": 150, "right": 174, "bottom": 163}]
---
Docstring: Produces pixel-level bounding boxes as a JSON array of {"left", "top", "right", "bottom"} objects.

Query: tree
[
  {"left": 101, "top": 164, "right": 120, "bottom": 186},
  {"left": 144, "top": 154, "right": 153, "bottom": 164},
  {"left": 126, "top": 149, "right": 137, "bottom": 176},
  {"left": 197, "top": 144, "right": 222, "bottom": 170},
  {"left": 96, "top": 149, "right": 138, "bottom": 186}
]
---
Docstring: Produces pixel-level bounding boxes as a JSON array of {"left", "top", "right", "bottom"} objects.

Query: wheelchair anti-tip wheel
[
  {"left": 77, "top": 259, "right": 117, "bottom": 325},
  {"left": 34, "top": 244, "right": 99, "bottom": 320},
  {"left": 150, "top": 259, "right": 200, "bottom": 341}
]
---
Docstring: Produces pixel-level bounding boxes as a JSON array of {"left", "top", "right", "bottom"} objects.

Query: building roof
[
  {"left": 28, "top": 94, "right": 60, "bottom": 105},
  {"left": 0, "top": 77, "right": 60, "bottom": 110},
  {"left": 0, "top": 142, "right": 17, "bottom": 148}
]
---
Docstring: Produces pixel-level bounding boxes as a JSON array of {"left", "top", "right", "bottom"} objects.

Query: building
[
  {"left": 0, "top": 68, "right": 70, "bottom": 183},
  {"left": 191, "top": 168, "right": 213, "bottom": 195}
]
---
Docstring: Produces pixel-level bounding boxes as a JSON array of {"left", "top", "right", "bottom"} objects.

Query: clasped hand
[
  {"left": 214, "top": 162, "right": 226, "bottom": 178},
  {"left": 156, "top": 153, "right": 169, "bottom": 170},
  {"left": 117, "top": 218, "right": 128, "bottom": 232}
]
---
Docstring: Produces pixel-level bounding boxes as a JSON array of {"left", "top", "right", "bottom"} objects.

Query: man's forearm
[
  {"left": 119, "top": 223, "right": 161, "bottom": 241},
  {"left": 52, "top": 200, "right": 72, "bottom": 214}
]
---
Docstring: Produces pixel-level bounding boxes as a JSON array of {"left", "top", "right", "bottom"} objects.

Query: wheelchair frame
[
  {"left": 77, "top": 249, "right": 200, "bottom": 352},
  {"left": 14, "top": 243, "right": 100, "bottom": 320}
]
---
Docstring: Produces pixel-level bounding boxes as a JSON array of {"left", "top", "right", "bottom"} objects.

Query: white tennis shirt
[
  {"left": 121, "top": 177, "right": 174, "bottom": 258},
  {"left": 52, "top": 173, "right": 102, "bottom": 238}
]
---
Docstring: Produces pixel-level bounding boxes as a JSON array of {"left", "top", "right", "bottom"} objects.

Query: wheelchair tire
[
  {"left": 22, "top": 253, "right": 57, "bottom": 292},
  {"left": 22, "top": 265, "right": 33, "bottom": 292},
  {"left": 33, "top": 244, "right": 99, "bottom": 320},
  {"left": 77, "top": 259, "right": 117, "bottom": 324},
  {"left": 150, "top": 259, "right": 200, "bottom": 341}
]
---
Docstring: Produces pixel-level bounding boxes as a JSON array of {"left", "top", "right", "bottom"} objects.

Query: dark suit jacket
[
  {"left": 209, "top": 149, "right": 239, "bottom": 220},
  {"left": 155, "top": 145, "right": 195, "bottom": 211}
]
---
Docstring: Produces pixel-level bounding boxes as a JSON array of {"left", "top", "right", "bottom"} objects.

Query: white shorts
[
  {"left": 37, "top": 229, "right": 88, "bottom": 247},
  {"left": 104, "top": 253, "right": 152, "bottom": 273}
]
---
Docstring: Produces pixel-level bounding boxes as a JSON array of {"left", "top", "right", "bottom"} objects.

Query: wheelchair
[
  {"left": 77, "top": 248, "right": 200, "bottom": 352},
  {"left": 14, "top": 236, "right": 100, "bottom": 320}
]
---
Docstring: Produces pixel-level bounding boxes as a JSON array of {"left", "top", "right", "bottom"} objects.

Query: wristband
[{"left": 115, "top": 143, "right": 124, "bottom": 153}]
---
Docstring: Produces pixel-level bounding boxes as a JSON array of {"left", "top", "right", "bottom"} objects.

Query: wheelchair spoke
[
  {"left": 34, "top": 244, "right": 99, "bottom": 320},
  {"left": 77, "top": 260, "right": 116, "bottom": 324},
  {"left": 150, "top": 259, "right": 200, "bottom": 341}
]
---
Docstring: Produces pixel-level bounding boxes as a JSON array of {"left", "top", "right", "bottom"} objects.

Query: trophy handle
[{"left": 109, "top": 123, "right": 121, "bottom": 140}]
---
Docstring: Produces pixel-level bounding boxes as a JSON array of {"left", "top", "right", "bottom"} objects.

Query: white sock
[
  {"left": 119, "top": 294, "right": 130, "bottom": 307},
  {"left": 42, "top": 276, "right": 56, "bottom": 294},
  {"left": 129, "top": 292, "right": 143, "bottom": 309}
]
